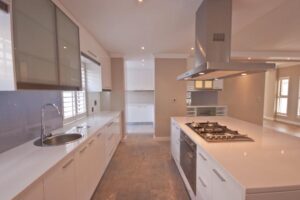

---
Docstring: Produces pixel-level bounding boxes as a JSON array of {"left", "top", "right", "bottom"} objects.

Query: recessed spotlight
[
  {"left": 142, "top": 59, "right": 145, "bottom": 62},
  {"left": 63, "top": 46, "right": 67, "bottom": 49},
  {"left": 141, "top": 46, "right": 145, "bottom": 50},
  {"left": 199, "top": 72, "right": 205, "bottom": 75},
  {"left": 138, "top": 0, "right": 143, "bottom": 2},
  {"left": 191, "top": 47, "right": 194, "bottom": 51},
  {"left": 287, "top": 57, "right": 291, "bottom": 60},
  {"left": 241, "top": 73, "right": 247, "bottom": 76},
  {"left": 247, "top": 57, "right": 252, "bottom": 60}
]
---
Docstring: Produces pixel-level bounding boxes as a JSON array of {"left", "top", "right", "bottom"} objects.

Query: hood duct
[{"left": 177, "top": 0, "right": 275, "bottom": 81}]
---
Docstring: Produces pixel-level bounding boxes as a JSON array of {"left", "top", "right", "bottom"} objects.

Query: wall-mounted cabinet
[
  {"left": 82, "top": 54, "right": 102, "bottom": 92},
  {"left": 1, "top": 0, "right": 82, "bottom": 90}
]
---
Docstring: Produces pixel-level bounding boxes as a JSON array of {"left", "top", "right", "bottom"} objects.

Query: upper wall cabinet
[
  {"left": 10, "top": 0, "right": 81, "bottom": 90},
  {"left": 79, "top": 28, "right": 112, "bottom": 90},
  {"left": 56, "top": 8, "right": 81, "bottom": 88}
]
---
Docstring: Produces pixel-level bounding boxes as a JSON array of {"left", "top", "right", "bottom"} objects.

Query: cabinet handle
[
  {"left": 89, "top": 139, "right": 94, "bottom": 145},
  {"left": 107, "top": 122, "right": 113, "bottom": 127},
  {"left": 62, "top": 159, "right": 74, "bottom": 169},
  {"left": 80, "top": 146, "right": 87, "bottom": 154},
  {"left": 212, "top": 169, "right": 226, "bottom": 182},
  {"left": 108, "top": 134, "right": 114, "bottom": 141},
  {"left": 198, "top": 152, "right": 207, "bottom": 161},
  {"left": 198, "top": 177, "right": 207, "bottom": 188}
]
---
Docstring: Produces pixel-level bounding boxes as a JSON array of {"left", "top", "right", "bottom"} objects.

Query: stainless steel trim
[
  {"left": 198, "top": 177, "right": 207, "bottom": 188},
  {"left": 62, "top": 158, "right": 74, "bottom": 169},
  {"left": 198, "top": 152, "right": 207, "bottom": 161},
  {"left": 212, "top": 169, "right": 226, "bottom": 182}
]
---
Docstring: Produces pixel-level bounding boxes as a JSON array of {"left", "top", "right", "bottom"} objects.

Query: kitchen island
[{"left": 171, "top": 116, "right": 300, "bottom": 200}]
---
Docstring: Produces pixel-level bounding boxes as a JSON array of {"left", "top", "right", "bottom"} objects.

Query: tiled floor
[
  {"left": 126, "top": 123, "right": 155, "bottom": 134},
  {"left": 92, "top": 134, "right": 189, "bottom": 200},
  {"left": 263, "top": 119, "right": 300, "bottom": 137}
]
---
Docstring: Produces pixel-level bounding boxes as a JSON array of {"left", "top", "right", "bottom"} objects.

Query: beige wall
[
  {"left": 110, "top": 58, "right": 126, "bottom": 137},
  {"left": 155, "top": 58, "right": 187, "bottom": 137},
  {"left": 218, "top": 72, "right": 266, "bottom": 125},
  {"left": 263, "top": 70, "right": 277, "bottom": 120},
  {"left": 276, "top": 65, "right": 300, "bottom": 124}
]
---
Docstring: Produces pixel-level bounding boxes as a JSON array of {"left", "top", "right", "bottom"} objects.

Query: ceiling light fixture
[
  {"left": 199, "top": 72, "right": 205, "bottom": 75},
  {"left": 191, "top": 47, "right": 194, "bottom": 51},
  {"left": 141, "top": 46, "right": 145, "bottom": 50},
  {"left": 63, "top": 46, "right": 67, "bottom": 49},
  {"left": 142, "top": 59, "right": 145, "bottom": 62},
  {"left": 138, "top": 0, "right": 143, "bottom": 3},
  {"left": 241, "top": 73, "right": 247, "bottom": 76},
  {"left": 247, "top": 57, "right": 252, "bottom": 60}
]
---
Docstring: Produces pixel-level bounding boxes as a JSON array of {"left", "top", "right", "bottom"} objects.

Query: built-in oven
[{"left": 180, "top": 130, "right": 196, "bottom": 195}]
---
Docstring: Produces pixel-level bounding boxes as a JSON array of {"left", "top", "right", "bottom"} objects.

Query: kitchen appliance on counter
[
  {"left": 180, "top": 131, "right": 196, "bottom": 195},
  {"left": 186, "top": 121, "right": 254, "bottom": 142}
]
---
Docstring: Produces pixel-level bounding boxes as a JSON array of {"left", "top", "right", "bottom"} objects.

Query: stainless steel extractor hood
[{"left": 177, "top": 0, "right": 275, "bottom": 81}]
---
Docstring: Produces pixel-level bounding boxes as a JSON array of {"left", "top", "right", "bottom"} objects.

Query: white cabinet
[
  {"left": 196, "top": 146, "right": 243, "bottom": 200},
  {"left": 171, "top": 120, "right": 180, "bottom": 164},
  {"left": 15, "top": 179, "right": 44, "bottom": 200},
  {"left": 125, "top": 63, "right": 154, "bottom": 91},
  {"left": 75, "top": 142, "right": 92, "bottom": 200},
  {"left": 79, "top": 28, "right": 111, "bottom": 90},
  {"left": 126, "top": 104, "right": 154, "bottom": 123},
  {"left": 44, "top": 155, "right": 76, "bottom": 200},
  {"left": 94, "top": 129, "right": 106, "bottom": 179}
]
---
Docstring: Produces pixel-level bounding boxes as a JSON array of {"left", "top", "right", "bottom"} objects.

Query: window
[
  {"left": 298, "top": 79, "right": 300, "bottom": 116},
  {"left": 62, "top": 66, "right": 86, "bottom": 122},
  {"left": 276, "top": 77, "right": 289, "bottom": 115}
]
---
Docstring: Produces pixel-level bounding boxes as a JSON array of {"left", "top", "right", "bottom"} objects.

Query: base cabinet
[
  {"left": 44, "top": 155, "right": 76, "bottom": 200},
  {"left": 171, "top": 120, "right": 180, "bottom": 164},
  {"left": 15, "top": 114, "right": 121, "bottom": 200}
]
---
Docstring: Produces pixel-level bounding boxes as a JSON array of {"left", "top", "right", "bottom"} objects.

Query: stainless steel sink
[{"left": 34, "top": 133, "right": 82, "bottom": 146}]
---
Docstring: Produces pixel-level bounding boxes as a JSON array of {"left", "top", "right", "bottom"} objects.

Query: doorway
[{"left": 124, "top": 58, "right": 155, "bottom": 135}]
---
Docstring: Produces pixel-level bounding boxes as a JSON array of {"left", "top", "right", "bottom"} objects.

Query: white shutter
[{"left": 62, "top": 65, "right": 87, "bottom": 122}]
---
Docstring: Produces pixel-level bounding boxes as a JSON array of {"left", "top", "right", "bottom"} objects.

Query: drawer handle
[
  {"left": 198, "top": 152, "right": 207, "bottom": 161},
  {"left": 108, "top": 134, "right": 114, "bottom": 140},
  {"left": 198, "top": 177, "right": 207, "bottom": 188},
  {"left": 89, "top": 139, "right": 94, "bottom": 145},
  {"left": 62, "top": 159, "right": 74, "bottom": 169},
  {"left": 107, "top": 122, "right": 113, "bottom": 127},
  {"left": 80, "top": 146, "right": 87, "bottom": 154},
  {"left": 212, "top": 169, "right": 226, "bottom": 182}
]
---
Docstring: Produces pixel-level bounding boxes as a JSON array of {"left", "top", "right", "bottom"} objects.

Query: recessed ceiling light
[
  {"left": 191, "top": 47, "right": 194, "bottom": 51},
  {"left": 142, "top": 59, "right": 145, "bottom": 62},
  {"left": 63, "top": 46, "right": 67, "bottom": 49},
  {"left": 141, "top": 46, "right": 145, "bottom": 50},
  {"left": 287, "top": 57, "right": 291, "bottom": 60},
  {"left": 138, "top": 0, "right": 143, "bottom": 3},
  {"left": 241, "top": 73, "right": 247, "bottom": 76},
  {"left": 247, "top": 57, "right": 252, "bottom": 60},
  {"left": 199, "top": 72, "right": 205, "bottom": 75}
]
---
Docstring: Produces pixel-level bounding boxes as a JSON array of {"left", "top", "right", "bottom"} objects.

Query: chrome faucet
[{"left": 41, "top": 103, "right": 61, "bottom": 146}]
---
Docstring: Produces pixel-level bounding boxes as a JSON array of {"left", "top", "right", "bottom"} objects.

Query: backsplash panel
[{"left": 0, "top": 91, "right": 62, "bottom": 153}]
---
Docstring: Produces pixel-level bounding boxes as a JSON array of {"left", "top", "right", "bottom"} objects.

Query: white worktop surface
[
  {"left": 173, "top": 116, "right": 300, "bottom": 194},
  {"left": 0, "top": 111, "right": 120, "bottom": 200}
]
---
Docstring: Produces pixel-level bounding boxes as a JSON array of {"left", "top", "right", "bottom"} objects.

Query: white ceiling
[{"left": 59, "top": 0, "right": 300, "bottom": 62}]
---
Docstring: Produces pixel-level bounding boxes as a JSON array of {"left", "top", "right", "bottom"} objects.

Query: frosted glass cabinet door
[
  {"left": 13, "top": 0, "right": 59, "bottom": 85},
  {"left": 56, "top": 8, "right": 81, "bottom": 89}
]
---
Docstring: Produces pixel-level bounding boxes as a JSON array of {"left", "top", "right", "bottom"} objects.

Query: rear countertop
[
  {"left": 173, "top": 116, "right": 300, "bottom": 194},
  {"left": 0, "top": 111, "right": 120, "bottom": 200}
]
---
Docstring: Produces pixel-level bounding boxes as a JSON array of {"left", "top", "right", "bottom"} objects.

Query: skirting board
[
  {"left": 275, "top": 118, "right": 300, "bottom": 127},
  {"left": 153, "top": 136, "right": 170, "bottom": 141},
  {"left": 263, "top": 116, "right": 275, "bottom": 121}
]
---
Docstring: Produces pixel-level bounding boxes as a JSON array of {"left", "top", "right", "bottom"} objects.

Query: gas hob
[{"left": 186, "top": 122, "right": 254, "bottom": 142}]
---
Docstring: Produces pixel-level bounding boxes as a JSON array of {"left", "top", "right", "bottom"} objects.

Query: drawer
[{"left": 197, "top": 147, "right": 212, "bottom": 200}]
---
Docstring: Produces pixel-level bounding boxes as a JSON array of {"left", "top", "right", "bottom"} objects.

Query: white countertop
[
  {"left": 0, "top": 111, "right": 120, "bottom": 200},
  {"left": 173, "top": 116, "right": 300, "bottom": 194}
]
